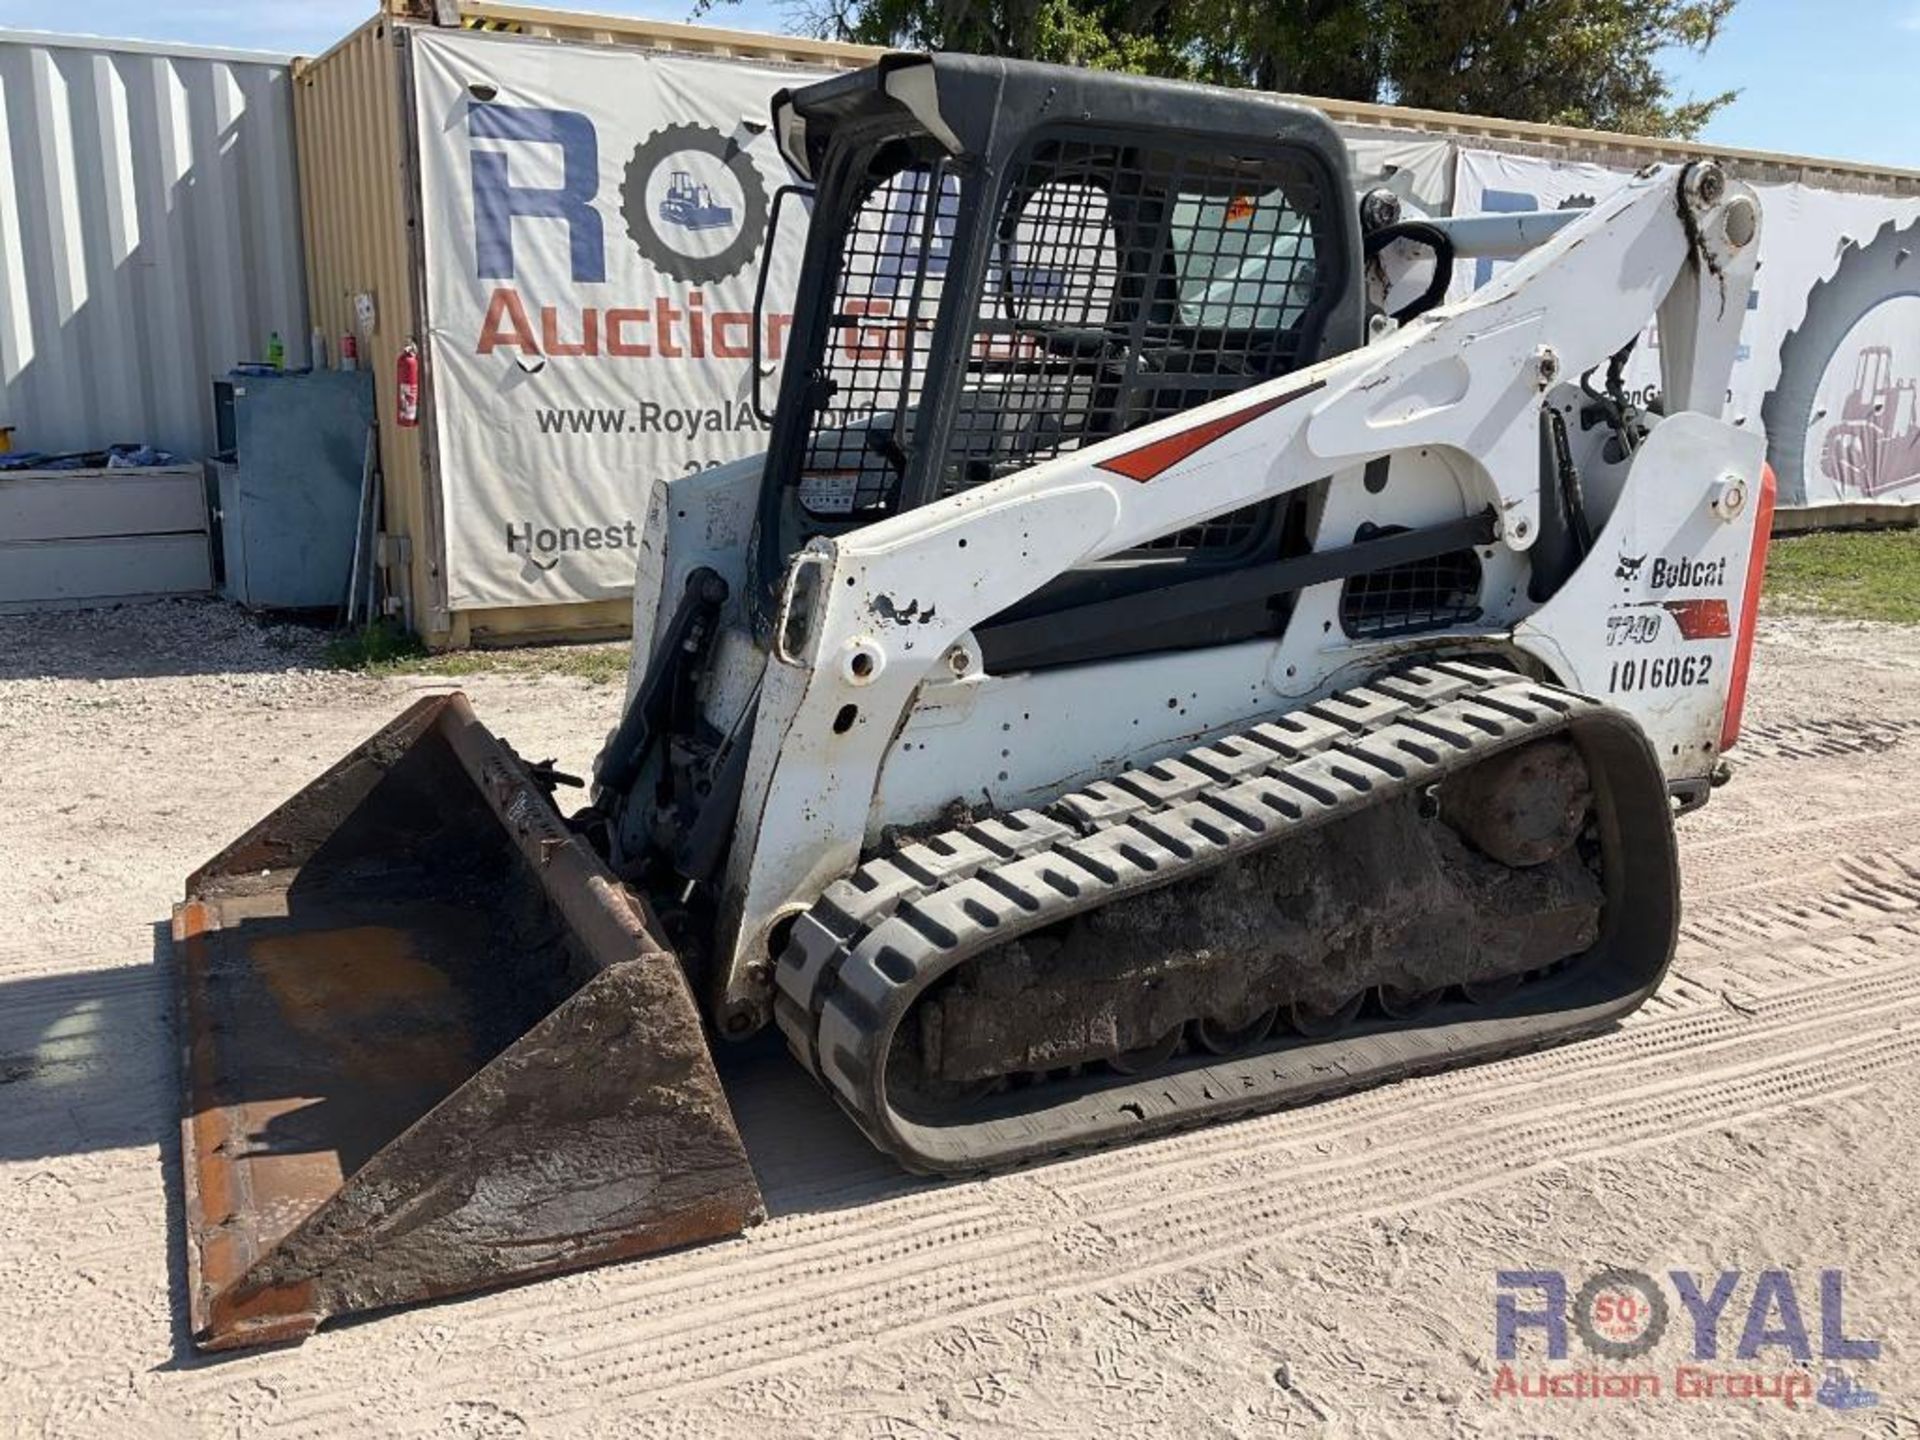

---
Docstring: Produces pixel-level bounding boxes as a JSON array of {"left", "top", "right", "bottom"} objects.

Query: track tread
[{"left": 774, "top": 663, "right": 1675, "bottom": 1174}]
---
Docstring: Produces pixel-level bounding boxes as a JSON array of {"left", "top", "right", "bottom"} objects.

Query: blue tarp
[{"left": 0, "top": 443, "right": 181, "bottom": 473}]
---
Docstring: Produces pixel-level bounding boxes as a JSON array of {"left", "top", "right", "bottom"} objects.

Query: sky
[{"left": 1, "top": 0, "right": 1915, "bottom": 171}]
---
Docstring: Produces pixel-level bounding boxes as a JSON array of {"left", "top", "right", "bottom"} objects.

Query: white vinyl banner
[
  {"left": 1745, "top": 183, "right": 1920, "bottom": 507},
  {"left": 414, "top": 32, "right": 828, "bottom": 609},
  {"left": 413, "top": 35, "right": 1470, "bottom": 610},
  {"left": 1453, "top": 147, "right": 1920, "bottom": 507},
  {"left": 413, "top": 39, "right": 1920, "bottom": 614},
  {"left": 1344, "top": 132, "right": 1454, "bottom": 218}
]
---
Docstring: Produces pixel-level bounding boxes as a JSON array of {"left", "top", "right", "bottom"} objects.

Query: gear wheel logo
[
  {"left": 1571, "top": 1268, "right": 1669, "bottom": 1360},
  {"left": 620, "top": 123, "right": 770, "bottom": 285},
  {"left": 1763, "top": 218, "right": 1920, "bottom": 503}
]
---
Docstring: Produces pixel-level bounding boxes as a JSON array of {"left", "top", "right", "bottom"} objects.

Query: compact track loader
[{"left": 175, "top": 54, "right": 1773, "bottom": 1348}]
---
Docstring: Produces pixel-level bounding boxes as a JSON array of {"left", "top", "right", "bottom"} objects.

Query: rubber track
[{"left": 773, "top": 659, "right": 1676, "bottom": 1173}]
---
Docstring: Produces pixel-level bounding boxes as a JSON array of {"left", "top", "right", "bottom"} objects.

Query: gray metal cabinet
[{"left": 217, "top": 370, "right": 374, "bottom": 609}]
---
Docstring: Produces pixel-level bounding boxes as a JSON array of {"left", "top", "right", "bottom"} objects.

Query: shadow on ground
[
  {"left": 719, "top": 1028, "right": 925, "bottom": 1220},
  {"left": 0, "top": 928, "right": 177, "bottom": 1163},
  {"left": 0, "top": 920, "right": 919, "bottom": 1366}
]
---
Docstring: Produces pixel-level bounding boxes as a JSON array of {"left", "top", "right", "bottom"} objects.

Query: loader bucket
[{"left": 171, "top": 693, "right": 763, "bottom": 1351}]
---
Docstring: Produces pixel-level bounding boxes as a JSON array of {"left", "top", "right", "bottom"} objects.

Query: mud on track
[{"left": 1, "top": 602, "right": 1916, "bottom": 1438}]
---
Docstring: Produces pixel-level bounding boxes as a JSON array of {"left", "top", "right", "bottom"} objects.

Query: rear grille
[
  {"left": 1339, "top": 531, "right": 1483, "bottom": 638},
  {"left": 1132, "top": 502, "right": 1266, "bottom": 553}
]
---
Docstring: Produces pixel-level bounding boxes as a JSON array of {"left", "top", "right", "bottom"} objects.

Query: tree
[
  {"left": 1383, "top": 1, "right": 1737, "bottom": 137},
  {"left": 721, "top": 0, "right": 1737, "bottom": 140}
]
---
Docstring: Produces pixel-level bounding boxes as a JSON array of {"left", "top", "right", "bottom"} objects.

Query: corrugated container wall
[
  {"left": 0, "top": 31, "right": 306, "bottom": 458},
  {"left": 290, "top": 19, "right": 433, "bottom": 633}
]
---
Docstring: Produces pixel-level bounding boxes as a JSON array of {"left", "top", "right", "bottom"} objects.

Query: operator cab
[{"left": 754, "top": 54, "right": 1367, "bottom": 667}]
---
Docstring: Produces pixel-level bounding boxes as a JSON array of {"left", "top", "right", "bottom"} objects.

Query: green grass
[
  {"left": 325, "top": 619, "right": 630, "bottom": 684},
  {"left": 323, "top": 618, "right": 426, "bottom": 669},
  {"left": 1763, "top": 527, "right": 1920, "bottom": 625}
]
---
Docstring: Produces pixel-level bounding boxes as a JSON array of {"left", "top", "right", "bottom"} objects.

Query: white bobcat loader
[{"left": 172, "top": 54, "right": 1771, "bottom": 1348}]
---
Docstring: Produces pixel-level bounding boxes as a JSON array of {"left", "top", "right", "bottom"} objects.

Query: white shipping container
[{"left": 0, "top": 29, "right": 308, "bottom": 460}]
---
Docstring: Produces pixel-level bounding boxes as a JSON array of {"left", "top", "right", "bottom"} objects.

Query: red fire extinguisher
[{"left": 396, "top": 341, "right": 421, "bottom": 428}]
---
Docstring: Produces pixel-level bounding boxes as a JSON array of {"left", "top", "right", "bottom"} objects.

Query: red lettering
[
  {"left": 605, "top": 307, "right": 650, "bottom": 357},
  {"left": 481, "top": 292, "right": 794, "bottom": 364},
  {"left": 712, "top": 311, "right": 751, "bottom": 359},
  {"left": 476, "top": 287, "right": 537, "bottom": 354},
  {"left": 656, "top": 296, "right": 683, "bottom": 357},
  {"left": 841, "top": 298, "right": 897, "bottom": 363},
  {"left": 541, "top": 306, "right": 598, "bottom": 357}
]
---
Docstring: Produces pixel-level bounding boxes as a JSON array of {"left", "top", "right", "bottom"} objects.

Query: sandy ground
[{"left": 1, "top": 599, "right": 1916, "bottom": 1438}]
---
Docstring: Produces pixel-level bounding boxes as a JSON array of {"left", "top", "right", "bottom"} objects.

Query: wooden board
[
  {"left": 0, "top": 534, "right": 212, "bottom": 611},
  {"left": 0, "top": 465, "right": 211, "bottom": 610},
  {"left": 0, "top": 465, "right": 207, "bottom": 542}
]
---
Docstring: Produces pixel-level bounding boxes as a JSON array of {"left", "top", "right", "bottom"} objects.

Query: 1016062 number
[{"left": 1608, "top": 655, "right": 1713, "bottom": 693}]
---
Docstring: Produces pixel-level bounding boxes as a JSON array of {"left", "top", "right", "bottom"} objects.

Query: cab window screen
[
  {"left": 943, "top": 136, "right": 1334, "bottom": 552},
  {"left": 1170, "top": 189, "right": 1318, "bottom": 332},
  {"left": 795, "top": 134, "right": 1336, "bottom": 540},
  {"left": 798, "top": 162, "right": 958, "bottom": 518}
]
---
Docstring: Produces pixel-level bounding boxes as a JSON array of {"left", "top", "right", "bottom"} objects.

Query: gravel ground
[{"left": 1, "top": 597, "right": 1916, "bottom": 1438}]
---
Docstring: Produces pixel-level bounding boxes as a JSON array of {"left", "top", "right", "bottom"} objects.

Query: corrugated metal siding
[
  {"left": 0, "top": 32, "right": 306, "bottom": 458},
  {"left": 292, "top": 18, "right": 437, "bottom": 632}
]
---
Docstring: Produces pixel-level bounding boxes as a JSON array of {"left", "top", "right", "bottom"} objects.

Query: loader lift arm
[{"left": 711, "top": 112, "right": 1759, "bottom": 1030}]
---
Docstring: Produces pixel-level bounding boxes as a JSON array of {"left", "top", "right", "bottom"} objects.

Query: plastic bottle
[
  {"left": 267, "top": 330, "right": 285, "bottom": 370},
  {"left": 310, "top": 326, "right": 327, "bottom": 371}
]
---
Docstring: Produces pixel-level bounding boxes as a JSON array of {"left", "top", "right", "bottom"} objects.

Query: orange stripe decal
[
  {"left": 1661, "top": 598, "right": 1733, "bottom": 640},
  {"left": 1095, "top": 380, "right": 1325, "bottom": 483},
  {"left": 1719, "top": 464, "right": 1777, "bottom": 752}
]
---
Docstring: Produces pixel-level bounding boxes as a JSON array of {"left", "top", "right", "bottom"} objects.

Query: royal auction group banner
[
  {"left": 1452, "top": 148, "right": 1920, "bottom": 509},
  {"left": 412, "top": 29, "right": 1476, "bottom": 612},
  {"left": 415, "top": 31, "right": 825, "bottom": 609},
  {"left": 414, "top": 29, "right": 1919, "bottom": 612}
]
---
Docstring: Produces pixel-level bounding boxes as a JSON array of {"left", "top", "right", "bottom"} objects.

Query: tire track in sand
[{"left": 222, "top": 904, "right": 1920, "bottom": 1432}]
